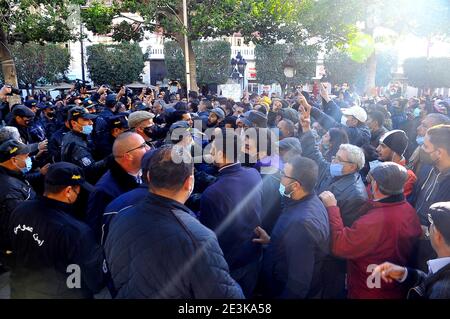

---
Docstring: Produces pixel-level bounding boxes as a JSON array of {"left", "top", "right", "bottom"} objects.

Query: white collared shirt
[
  {"left": 398, "top": 256, "right": 450, "bottom": 282},
  {"left": 427, "top": 257, "right": 450, "bottom": 274}
]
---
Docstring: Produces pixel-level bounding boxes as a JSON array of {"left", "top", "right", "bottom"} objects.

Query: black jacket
[
  {"left": 410, "top": 166, "right": 450, "bottom": 226},
  {"left": 105, "top": 192, "right": 244, "bottom": 299},
  {"left": 86, "top": 160, "right": 140, "bottom": 241},
  {"left": 405, "top": 262, "right": 450, "bottom": 299},
  {"left": 61, "top": 130, "right": 111, "bottom": 183},
  {"left": 0, "top": 166, "right": 36, "bottom": 251},
  {"left": 48, "top": 126, "right": 70, "bottom": 163},
  {"left": 8, "top": 196, "right": 105, "bottom": 298}
]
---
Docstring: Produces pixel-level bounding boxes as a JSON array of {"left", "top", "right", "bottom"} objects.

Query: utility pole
[
  {"left": 80, "top": 21, "right": 85, "bottom": 82},
  {"left": 182, "top": 0, "right": 191, "bottom": 92}
]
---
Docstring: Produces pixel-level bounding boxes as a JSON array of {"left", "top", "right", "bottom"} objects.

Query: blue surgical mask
[
  {"left": 329, "top": 163, "right": 344, "bottom": 177},
  {"left": 81, "top": 124, "right": 93, "bottom": 135},
  {"left": 413, "top": 108, "right": 421, "bottom": 118},
  {"left": 416, "top": 136, "right": 425, "bottom": 146},
  {"left": 279, "top": 182, "right": 294, "bottom": 198},
  {"left": 17, "top": 157, "right": 32, "bottom": 174}
]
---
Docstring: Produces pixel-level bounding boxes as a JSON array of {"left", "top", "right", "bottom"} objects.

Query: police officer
[
  {"left": 61, "top": 106, "right": 112, "bottom": 183},
  {"left": 7, "top": 105, "right": 38, "bottom": 145},
  {"left": 38, "top": 101, "right": 58, "bottom": 138},
  {"left": 8, "top": 162, "right": 105, "bottom": 298},
  {"left": 48, "top": 105, "right": 71, "bottom": 163},
  {"left": 0, "top": 140, "right": 36, "bottom": 259},
  {"left": 24, "top": 99, "right": 46, "bottom": 143},
  {"left": 94, "top": 114, "right": 129, "bottom": 159}
]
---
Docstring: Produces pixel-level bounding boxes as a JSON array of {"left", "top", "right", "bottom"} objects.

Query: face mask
[
  {"left": 47, "top": 112, "right": 55, "bottom": 118},
  {"left": 16, "top": 157, "right": 32, "bottom": 174},
  {"left": 329, "top": 163, "right": 344, "bottom": 177},
  {"left": 143, "top": 126, "right": 154, "bottom": 139},
  {"left": 81, "top": 124, "right": 93, "bottom": 135},
  {"left": 340, "top": 115, "right": 348, "bottom": 126},
  {"left": 279, "top": 182, "right": 294, "bottom": 198},
  {"left": 416, "top": 136, "right": 425, "bottom": 146},
  {"left": 413, "top": 108, "right": 421, "bottom": 118}
]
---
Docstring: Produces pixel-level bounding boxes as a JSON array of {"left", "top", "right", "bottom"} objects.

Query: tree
[
  {"left": 255, "top": 43, "right": 317, "bottom": 94},
  {"left": 403, "top": 57, "right": 450, "bottom": 91},
  {"left": 344, "top": 0, "right": 450, "bottom": 94},
  {"left": 324, "top": 49, "right": 396, "bottom": 91},
  {"left": 164, "top": 40, "right": 231, "bottom": 87},
  {"left": 81, "top": 0, "right": 362, "bottom": 91},
  {"left": 0, "top": 0, "right": 80, "bottom": 92},
  {"left": 86, "top": 42, "right": 145, "bottom": 87},
  {"left": 324, "top": 50, "right": 365, "bottom": 87},
  {"left": 8, "top": 42, "right": 71, "bottom": 93}
]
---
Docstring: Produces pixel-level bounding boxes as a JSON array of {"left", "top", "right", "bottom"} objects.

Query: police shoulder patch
[{"left": 81, "top": 157, "right": 92, "bottom": 167}]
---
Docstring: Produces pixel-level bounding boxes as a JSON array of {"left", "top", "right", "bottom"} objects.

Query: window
[{"left": 237, "top": 39, "right": 242, "bottom": 47}]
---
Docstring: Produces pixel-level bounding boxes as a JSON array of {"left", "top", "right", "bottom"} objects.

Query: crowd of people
[{"left": 0, "top": 80, "right": 449, "bottom": 299}]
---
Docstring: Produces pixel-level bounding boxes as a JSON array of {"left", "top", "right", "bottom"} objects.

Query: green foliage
[
  {"left": 324, "top": 50, "right": 365, "bottom": 86},
  {"left": 1, "top": 0, "right": 84, "bottom": 44},
  {"left": 164, "top": 41, "right": 185, "bottom": 82},
  {"left": 255, "top": 44, "right": 317, "bottom": 86},
  {"left": 403, "top": 57, "right": 450, "bottom": 89},
  {"left": 86, "top": 42, "right": 145, "bottom": 87},
  {"left": 9, "top": 42, "right": 71, "bottom": 87},
  {"left": 324, "top": 50, "right": 396, "bottom": 88},
  {"left": 164, "top": 40, "right": 231, "bottom": 85},
  {"left": 80, "top": 1, "right": 117, "bottom": 35}
]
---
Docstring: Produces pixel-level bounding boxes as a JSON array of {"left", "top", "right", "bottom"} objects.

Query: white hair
[
  {"left": 339, "top": 143, "right": 365, "bottom": 170},
  {"left": 0, "top": 126, "right": 21, "bottom": 144}
]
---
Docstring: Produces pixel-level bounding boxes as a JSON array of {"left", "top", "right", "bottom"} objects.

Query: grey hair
[
  {"left": 0, "top": 126, "right": 21, "bottom": 143},
  {"left": 339, "top": 143, "right": 365, "bottom": 170}
]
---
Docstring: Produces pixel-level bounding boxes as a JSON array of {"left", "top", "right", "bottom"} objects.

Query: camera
[{"left": 3, "top": 84, "right": 21, "bottom": 96}]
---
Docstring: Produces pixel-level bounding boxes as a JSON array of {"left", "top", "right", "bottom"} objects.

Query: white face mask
[{"left": 340, "top": 115, "right": 348, "bottom": 126}]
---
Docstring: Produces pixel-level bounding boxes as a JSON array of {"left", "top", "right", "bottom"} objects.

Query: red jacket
[{"left": 327, "top": 198, "right": 422, "bottom": 299}]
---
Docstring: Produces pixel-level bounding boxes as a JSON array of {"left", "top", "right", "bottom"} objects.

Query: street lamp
[
  {"left": 230, "top": 52, "right": 247, "bottom": 91},
  {"left": 282, "top": 49, "right": 296, "bottom": 95},
  {"left": 283, "top": 49, "right": 296, "bottom": 79}
]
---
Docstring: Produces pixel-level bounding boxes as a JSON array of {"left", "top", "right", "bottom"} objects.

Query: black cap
[
  {"left": 245, "top": 110, "right": 268, "bottom": 128},
  {"left": 45, "top": 162, "right": 93, "bottom": 192},
  {"left": 12, "top": 105, "right": 35, "bottom": 118},
  {"left": 429, "top": 202, "right": 450, "bottom": 242},
  {"left": 68, "top": 106, "right": 97, "bottom": 122},
  {"left": 0, "top": 139, "right": 33, "bottom": 163},
  {"left": 105, "top": 94, "right": 117, "bottom": 107},
  {"left": 24, "top": 100, "right": 38, "bottom": 109},
  {"left": 38, "top": 102, "right": 55, "bottom": 110},
  {"left": 108, "top": 115, "right": 129, "bottom": 130},
  {"left": 83, "top": 98, "right": 96, "bottom": 109}
]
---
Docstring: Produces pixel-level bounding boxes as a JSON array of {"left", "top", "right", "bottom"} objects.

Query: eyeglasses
[
  {"left": 331, "top": 156, "right": 353, "bottom": 165},
  {"left": 117, "top": 142, "right": 148, "bottom": 157},
  {"left": 280, "top": 171, "right": 301, "bottom": 184}
]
